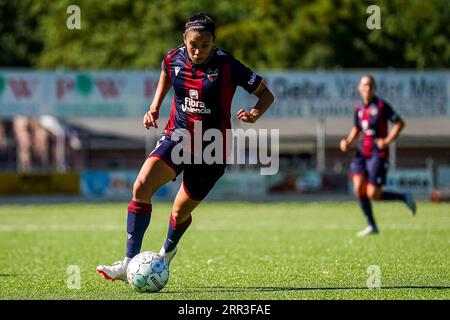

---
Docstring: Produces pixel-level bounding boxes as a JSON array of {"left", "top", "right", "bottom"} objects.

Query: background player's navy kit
[
  {"left": 350, "top": 96, "right": 402, "bottom": 186},
  {"left": 149, "top": 45, "right": 263, "bottom": 200}
]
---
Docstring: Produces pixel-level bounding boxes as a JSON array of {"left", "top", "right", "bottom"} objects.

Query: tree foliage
[{"left": 1, "top": 0, "right": 449, "bottom": 70}]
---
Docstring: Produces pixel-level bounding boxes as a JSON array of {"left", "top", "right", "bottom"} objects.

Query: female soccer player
[
  {"left": 340, "top": 75, "right": 416, "bottom": 237},
  {"left": 97, "top": 13, "right": 274, "bottom": 281}
]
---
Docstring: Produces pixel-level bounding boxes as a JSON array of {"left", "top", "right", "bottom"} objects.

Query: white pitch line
[
  {"left": 0, "top": 224, "right": 122, "bottom": 232},
  {"left": 0, "top": 223, "right": 448, "bottom": 232},
  {"left": 194, "top": 223, "right": 450, "bottom": 231}
]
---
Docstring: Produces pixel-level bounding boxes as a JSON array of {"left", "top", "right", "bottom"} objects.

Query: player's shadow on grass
[{"left": 162, "top": 285, "right": 450, "bottom": 294}]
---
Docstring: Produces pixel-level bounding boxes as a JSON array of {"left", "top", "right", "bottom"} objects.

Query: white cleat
[
  {"left": 159, "top": 246, "right": 177, "bottom": 266},
  {"left": 357, "top": 226, "right": 379, "bottom": 237},
  {"left": 96, "top": 259, "right": 128, "bottom": 282}
]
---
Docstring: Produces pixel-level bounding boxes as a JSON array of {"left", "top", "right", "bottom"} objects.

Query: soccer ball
[{"left": 126, "top": 251, "right": 169, "bottom": 293}]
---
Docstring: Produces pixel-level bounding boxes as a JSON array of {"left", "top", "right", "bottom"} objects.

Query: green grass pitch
[{"left": 0, "top": 201, "right": 449, "bottom": 300}]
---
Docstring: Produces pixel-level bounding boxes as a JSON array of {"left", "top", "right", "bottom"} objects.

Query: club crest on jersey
[
  {"left": 207, "top": 68, "right": 219, "bottom": 82},
  {"left": 189, "top": 89, "right": 198, "bottom": 100},
  {"left": 370, "top": 107, "right": 378, "bottom": 116},
  {"left": 358, "top": 110, "right": 364, "bottom": 119}
]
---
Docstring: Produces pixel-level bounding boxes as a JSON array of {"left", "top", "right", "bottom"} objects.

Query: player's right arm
[
  {"left": 340, "top": 104, "right": 362, "bottom": 152},
  {"left": 144, "top": 70, "right": 172, "bottom": 129},
  {"left": 340, "top": 126, "right": 361, "bottom": 153}
]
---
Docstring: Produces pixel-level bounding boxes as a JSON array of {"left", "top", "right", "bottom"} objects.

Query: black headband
[{"left": 184, "top": 19, "right": 215, "bottom": 35}]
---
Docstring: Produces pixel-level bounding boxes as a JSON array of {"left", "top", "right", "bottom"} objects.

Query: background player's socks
[
  {"left": 126, "top": 200, "right": 152, "bottom": 258},
  {"left": 358, "top": 197, "right": 377, "bottom": 230},
  {"left": 381, "top": 191, "right": 406, "bottom": 202},
  {"left": 381, "top": 191, "right": 417, "bottom": 215},
  {"left": 380, "top": 191, "right": 417, "bottom": 215},
  {"left": 163, "top": 214, "right": 192, "bottom": 253}
]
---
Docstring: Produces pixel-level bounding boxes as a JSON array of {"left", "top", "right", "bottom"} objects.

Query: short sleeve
[
  {"left": 161, "top": 58, "right": 169, "bottom": 78},
  {"left": 161, "top": 48, "right": 175, "bottom": 79},
  {"left": 230, "top": 57, "right": 263, "bottom": 94},
  {"left": 382, "top": 100, "right": 402, "bottom": 123},
  {"left": 353, "top": 105, "right": 361, "bottom": 129}
]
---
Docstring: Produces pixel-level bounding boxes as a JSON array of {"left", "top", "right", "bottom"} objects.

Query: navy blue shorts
[
  {"left": 148, "top": 135, "right": 226, "bottom": 201},
  {"left": 350, "top": 152, "right": 389, "bottom": 186}
]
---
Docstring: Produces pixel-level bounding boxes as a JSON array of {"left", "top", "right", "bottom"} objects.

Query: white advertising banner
[
  {"left": 238, "top": 71, "right": 449, "bottom": 118},
  {"left": 0, "top": 71, "right": 53, "bottom": 116},
  {"left": 51, "top": 72, "right": 169, "bottom": 117},
  {"left": 0, "top": 70, "right": 448, "bottom": 118},
  {"left": 385, "top": 169, "right": 434, "bottom": 194}
]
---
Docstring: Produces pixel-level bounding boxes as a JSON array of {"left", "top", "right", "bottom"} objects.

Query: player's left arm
[
  {"left": 237, "top": 81, "right": 275, "bottom": 123},
  {"left": 377, "top": 119, "right": 405, "bottom": 149},
  {"left": 376, "top": 102, "right": 405, "bottom": 150}
]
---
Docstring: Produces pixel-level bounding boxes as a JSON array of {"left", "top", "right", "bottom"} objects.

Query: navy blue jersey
[
  {"left": 161, "top": 46, "right": 263, "bottom": 138},
  {"left": 353, "top": 96, "right": 402, "bottom": 158}
]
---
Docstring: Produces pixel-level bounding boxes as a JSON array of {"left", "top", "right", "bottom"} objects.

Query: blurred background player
[
  {"left": 340, "top": 75, "right": 417, "bottom": 237},
  {"left": 12, "top": 116, "right": 52, "bottom": 172},
  {"left": 0, "top": 120, "right": 6, "bottom": 151},
  {"left": 96, "top": 13, "right": 274, "bottom": 281}
]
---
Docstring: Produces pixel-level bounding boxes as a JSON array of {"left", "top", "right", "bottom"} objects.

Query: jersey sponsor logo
[
  {"left": 183, "top": 89, "right": 211, "bottom": 114},
  {"left": 175, "top": 66, "right": 181, "bottom": 76},
  {"left": 182, "top": 97, "right": 211, "bottom": 114},
  {"left": 361, "top": 120, "right": 369, "bottom": 131},
  {"left": 206, "top": 68, "right": 219, "bottom": 82},
  {"left": 248, "top": 72, "right": 257, "bottom": 86},
  {"left": 361, "top": 119, "right": 374, "bottom": 136}
]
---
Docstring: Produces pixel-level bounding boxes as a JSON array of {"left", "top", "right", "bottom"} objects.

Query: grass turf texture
[{"left": 0, "top": 201, "right": 449, "bottom": 300}]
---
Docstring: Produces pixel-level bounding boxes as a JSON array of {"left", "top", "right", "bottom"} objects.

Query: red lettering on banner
[
  {"left": 144, "top": 79, "right": 156, "bottom": 99},
  {"left": 95, "top": 79, "right": 119, "bottom": 98},
  {"left": 56, "top": 78, "right": 75, "bottom": 99},
  {"left": 8, "top": 79, "right": 33, "bottom": 99}
]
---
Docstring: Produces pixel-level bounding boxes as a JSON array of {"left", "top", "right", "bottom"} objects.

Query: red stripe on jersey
[
  {"left": 377, "top": 99, "right": 388, "bottom": 159},
  {"left": 184, "top": 60, "right": 203, "bottom": 154},
  {"left": 220, "top": 58, "right": 235, "bottom": 159},
  {"left": 362, "top": 106, "right": 373, "bottom": 157},
  {"left": 163, "top": 96, "right": 177, "bottom": 136},
  {"left": 161, "top": 48, "right": 179, "bottom": 136},
  {"left": 164, "top": 48, "right": 179, "bottom": 82}
]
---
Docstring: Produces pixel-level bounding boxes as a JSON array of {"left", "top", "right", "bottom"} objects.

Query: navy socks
[
  {"left": 381, "top": 191, "right": 406, "bottom": 202},
  {"left": 126, "top": 200, "right": 152, "bottom": 259},
  {"left": 358, "top": 196, "right": 377, "bottom": 229},
  {"left": 163, "top": 214, "right": 192, "bottom": 252}
]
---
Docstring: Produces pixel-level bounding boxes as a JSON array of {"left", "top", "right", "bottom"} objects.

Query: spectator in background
[
  {"left": 0, "top": 119, "right": 7, "bottom": 151},
  {"left": 30, "top": 117, "right": 50, "bottom": 170},
  {"left": 12, "top": 116, "right": 51, "bottom": 172},
  {"left": 13, "top": 116, "right": 33, "bottom": 172}
]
